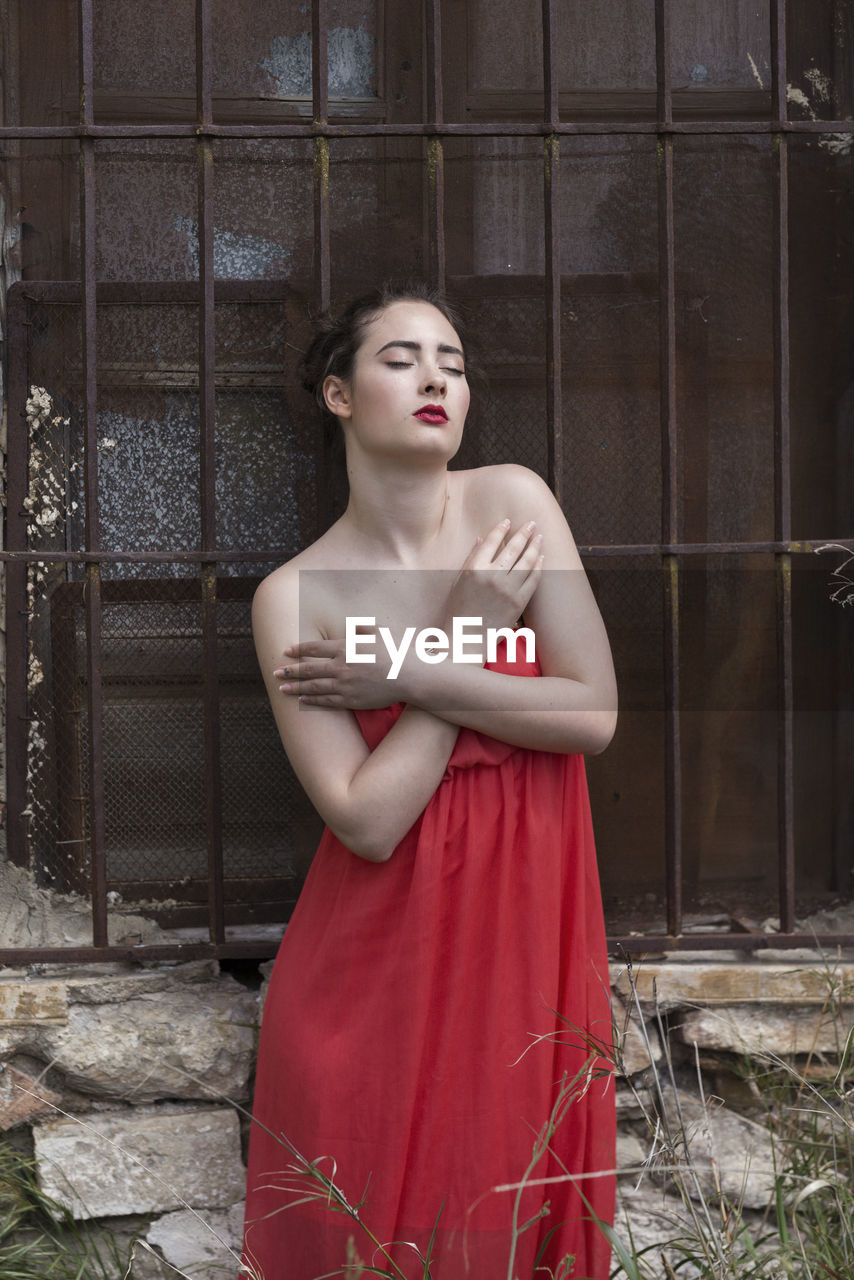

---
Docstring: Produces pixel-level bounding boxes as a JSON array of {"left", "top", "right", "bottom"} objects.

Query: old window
[{"left": 1, "top": 0, "right": 852, "bottom": 959}]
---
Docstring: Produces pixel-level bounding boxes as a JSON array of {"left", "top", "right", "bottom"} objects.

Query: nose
[{"left": 420, "top": 363, "right": 446, "bottom": 397}]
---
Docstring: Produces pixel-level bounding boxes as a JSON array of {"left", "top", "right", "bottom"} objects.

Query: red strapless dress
[{"left": 243, "top": 646, "right": 615, "bottom": 1280}]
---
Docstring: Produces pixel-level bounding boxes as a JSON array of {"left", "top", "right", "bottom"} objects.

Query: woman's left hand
[{"left": 273, "top": 627, "right": 399, "bottom": 709}]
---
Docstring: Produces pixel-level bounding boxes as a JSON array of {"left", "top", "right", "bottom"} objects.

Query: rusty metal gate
[{"left": 1, "top": 0, "right": 853, "bottom": 961}]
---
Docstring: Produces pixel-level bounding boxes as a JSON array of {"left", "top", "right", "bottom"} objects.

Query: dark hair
[{"left": 302, "top": 282, "right": 469, "bottom": 429}]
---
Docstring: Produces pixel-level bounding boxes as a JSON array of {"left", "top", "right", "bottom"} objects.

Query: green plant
[
  {"left": 0, "top": 1139, "right": 131, "bottom": 1280},
  {"left": 604, "top": 952, "right": 854, "bottom": 1280}
]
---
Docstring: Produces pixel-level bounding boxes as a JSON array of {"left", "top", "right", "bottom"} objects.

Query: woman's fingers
[{"left": 466, "top": 519, "right": 541, "bottom": 573}]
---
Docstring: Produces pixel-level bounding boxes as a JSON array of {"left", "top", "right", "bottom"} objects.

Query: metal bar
[
  {"left": 311, "top": 0, "right": 330, "bottom": 313},
  {"left": 426, "top": 0, "right": 444, "bottom": 126},
  {"left": 202, "top": 566, "right": 226, "bottom": 945},
  {"left": 0, "top": 943, "right": 289, "bottom": 965},
  {"left": 542, "top": 1, "right": 562, "bottom": 499},
  {"left": 78, "top": 0, "right": 108, "bottom": 949},
  {"left": 3, "top": 925, "right": 854, "bottom": 967},
  {"left": 5, "top": 288, "right": 32, "bottom": 867},
  {"left": 609, "top": 932, "right": 854, "bottom": 954},
  {"left": 196, "top": 0, "right": 225, "bottom": 946},
  {"left": 655, "top": 0, "right": 672, "bottom": 126},
  {"left": 771, "top": 0, "right": 796, "bottom": 935},
  {"left": 543, "top": 0, "right": 559, "bottom": 127},
  {"left": 311, "top": 0, "right": 329, "bottom": 129},
  {"left": 662, "top": 556, "right": 682, "bottom": 936},
  {"left": 425, "top": 0, "right": 446, "bottom": 289},
  {"left": 543, "top": 136, "right": 562, "bottom": 500},
  {"left": 311, "top": 0, "right": 331, "bottom": 307},
  {"left": 4, "top": 120, "right": 854, "bottom": 141},
  {"left": 0, "top": 537, "right": 850, "bottom": 565},
  {"left": 656, "top": 0, "right": 682, "bottom": 938},
  {"left": 770, "top": 0, "right": 787, "bottom": 125},
  {"left": 311, "top": 1, "right": 331, "bottom": 535}
]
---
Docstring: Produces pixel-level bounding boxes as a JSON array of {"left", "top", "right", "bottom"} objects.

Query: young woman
[{"left": 242, "top": 284, "right": 617, "bottom": 1280}]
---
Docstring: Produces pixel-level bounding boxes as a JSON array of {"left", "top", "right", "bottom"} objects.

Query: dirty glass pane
[
  {"left": 673, "top": 135, "right": 775, "bottom": 545},
  {"left": 464, "top": 0, "right": 655, "bottom": 103},
  {"left": 792, "top": 555, "right": 854, "bottom": 903},
  {"left": 210, "top": 140, "right": 314, "bottom": 281},
  {"left": 588, "top": 558, "right": 666, "bottom": 920},
  {"left": 788, "top": 0, "right": 854, "bottom": 121},
  {"left": 327, "top": 139, "right": 426, "bottom": 290},
  {"left": 3, "top": 141, "right": 80, "bottom": 280},
  {"left": 449, "top": 276, "right": 548, "bottom": 479},
  {"left": 670, "top": 0, "right": 771, "bottom": 119},
  {"left": 680, "top": 558, "right": 780, "bottom": 914},
  {"left": 466, "top": 0, "right": 543, "bottom": 97},
  {"left": 789, "top": 134, "right": 854, "bottom": 541},
  {"left": 216, "top": 583, "right": 322, "bottom": 888},
  {"left": 20, "top": 558, "right": 86, "bottom": 894},
  {"left": 215, "top": 299, "right": 319, "bottom": 555},
  {"left": 90, "top": 302, "right": 200, "bottom": 560},
  {"left": 92, "top": 0, "right": 195, "bottom": 111},
  {"left": 560, "top": 138, "right": 660, "bottom": 546},
  {"left": 95, "top": 141, "right": 197, "bottom": 280},
  {"left": 9, "top": 0, "right": 79, "bottom": 126},
  {"left": 212, "top": 0, "right": 380, "bottom": 113},
  {"left": 454, "top": 138, "right": 545, "bottom": 276}
]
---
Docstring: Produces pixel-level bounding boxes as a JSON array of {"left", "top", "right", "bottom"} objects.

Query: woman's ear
[{"left": 323, "top": 375, "right": 352, "bottom": 420}]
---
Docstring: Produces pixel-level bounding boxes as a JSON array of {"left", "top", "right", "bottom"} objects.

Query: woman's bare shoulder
[
  {"left": 456, "top": 463, "right": 559, "bottom": 519},
  {"left": 251, "top": 528, "right": 343, "bottom": 628}
]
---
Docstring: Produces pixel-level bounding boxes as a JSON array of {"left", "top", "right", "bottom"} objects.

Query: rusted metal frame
[
  {"left": 425, "top": 0, "right": 445, "bottom": 290},
  {"left": 0, "top": 943, "right": 284, "bottom": 965},
  {"left": 656, "top": 0, "right": 682, "bottom": 938},
  {"left": 1, "top": 538, "right": 850, "bottom": 564},
  {"left": 195, "top": 0, "right": 226, "bottom": 946},
  {"left": 311, "top": 0, "right": 332, "bottom": 536},
  {"left": 5, "top": 289, "right": 32, "bottom": 867},
  {"left": 771, "top": 0, "right": 796, "bottom": 934},
  {"left": 542, "top": 0, "right": 562, "bottom": 499},
  {"left": 0, "top": 549, "right": 297, "bottom": 563},
  {"left": 12, "top": 280, "right": 294, "bottom": 304},
  {"left": 76, "top": 0, "right": 109, "bottom": 949},
  {"left": 654, "top": 0, "right": 673, "bottom": 126},
  {"left": 609, "top": 932, "right": 854, "bottom": 954},
  {"left": 770, "top": 0, "right": 787, "bottom": 126},
  {"left": 6, "top": 119, "right": 854, "bottom": 141},
  {"left": 312, "top": 0, "right": 330, "bottom": 312}
]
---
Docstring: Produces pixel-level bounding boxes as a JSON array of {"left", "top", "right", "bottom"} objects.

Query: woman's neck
[{"left": 341, "top": 460, "right": 453, "bottom": 564}]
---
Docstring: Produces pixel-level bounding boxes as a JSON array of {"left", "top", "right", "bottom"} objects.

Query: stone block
[
  {"left": 612, "top": 1008, "right": 662, "bottom": 1076},
  {"left": 0, "top": 1063, "right": 62, "bottom": 1130},
  {"left": 144, "top": 1203, "right": 245, "bottom": 1280},
  {"left": 616, "top": 1130, "right": 647, "bottom": 1178},
  {"left": 0, "top": 973, "right": 258, "bottom": 1103},
  {"left": 613, "top": 1186, "right": 698, "bottom": 1279},
  {"left": 0, "top": 979, "right": 67, "bottom": 1025},
  {"left": 675, "top": 1003, "right": 849, "bottom": 1058},
  {"left": 659, "top": 1088, "right": 775, "bottom": 1210},
  {"left": 34, "top": 1106, "right": 245, "bottom": 1219},
  {"left": 611, "top": 960, "right": 854, "bottom": 1010}
]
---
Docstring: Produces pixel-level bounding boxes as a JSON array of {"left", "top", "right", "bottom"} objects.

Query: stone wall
[{"left": 1, "top": 859, "right": 852, "bottom": 1278}]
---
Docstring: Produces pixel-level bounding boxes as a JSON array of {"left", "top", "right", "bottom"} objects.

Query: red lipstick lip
[{"left": 414, "top": 404, "right": 448, "bottom": 423}]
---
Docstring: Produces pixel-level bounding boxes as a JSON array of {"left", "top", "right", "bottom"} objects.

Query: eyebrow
[{"left": 375, "top": 339, "right": 464, "bottom": 358}]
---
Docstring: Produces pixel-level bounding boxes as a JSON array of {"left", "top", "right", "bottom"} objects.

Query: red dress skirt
[{"left": 243, "top": 649, "right": 615, "bottom": 1279}]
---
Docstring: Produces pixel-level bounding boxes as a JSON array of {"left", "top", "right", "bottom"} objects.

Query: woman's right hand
[{"left": 442, "top": 518, "right": 544, "bottom": 633}]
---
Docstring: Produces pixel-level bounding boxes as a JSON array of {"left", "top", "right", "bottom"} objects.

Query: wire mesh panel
[
  {"left": 6, "top": 285, "right": 322, "bottom": 943},
  {"left": 2, "top": 0, "right": 854, "bottom": 958}
]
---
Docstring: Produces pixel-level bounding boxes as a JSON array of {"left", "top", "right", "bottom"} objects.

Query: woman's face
[{"left": 324, "top": 299, "right": 470, "bottom": 463}]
